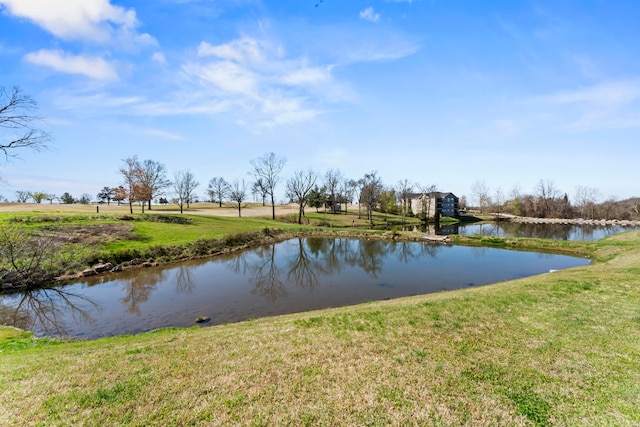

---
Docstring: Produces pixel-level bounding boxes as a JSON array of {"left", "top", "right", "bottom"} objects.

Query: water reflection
[
  {"left": 0, "top": 237, "right": 590, "bottom": 339},
  {"left": 176, "top": 266, "right": 195, "bottom": 294},
  {"left": 286, "top": 238, "right": 324, "bottom": 289},
  {"left": 0, "top": 287, "right": 99, "bottom": 336},
  {"left": 450, "top": 222, "right": 638, "bottom": 240},
  {"left": 121, "top": 269, "right": 165, "bottom": 315}
]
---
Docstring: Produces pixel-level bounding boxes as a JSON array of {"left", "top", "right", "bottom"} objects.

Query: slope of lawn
[{"left": 1, "top": 231, "right": 639, "bottom": 425}]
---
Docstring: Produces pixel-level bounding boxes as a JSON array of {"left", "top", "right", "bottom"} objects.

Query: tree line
[
  {"left": 469, "top": 179, "right": 640, "bottom": 221},
  {"left": 9, "top": 157, "right": 640, "bottom": 223},
  {"left": 2, "top": 86, "right": 639, "bottom": 221},
  {"left": 8, "top": 160, "right": 640, "bottom": 222}
]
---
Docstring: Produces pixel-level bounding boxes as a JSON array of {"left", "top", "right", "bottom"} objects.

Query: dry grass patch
[{"left": 38, "top": 223, "right": 136, "bottom": 245}]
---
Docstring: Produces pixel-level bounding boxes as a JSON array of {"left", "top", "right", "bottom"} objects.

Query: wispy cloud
[
  {"left": 24, "top": 49, "right": 119, "bottom": 80},
  {"left": 178, "top": 35, "right": 339, "bottom": 128},
  {"left": 52, "top": 90, "right": 143, "bottom": 111},
  {"left": 544, "top": 80, "right": 640, "bottom": 107},
  {"left": 142, "top": 128, "right": 184, "bottom": 141},
  {"left": 360, "top": 7, "right": 380, "bottom": 23},
  {"left": 538, "top": 79, "right": 640, "bottom": 131}
]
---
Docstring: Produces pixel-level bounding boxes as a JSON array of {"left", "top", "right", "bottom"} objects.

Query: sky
[{"left": 1, "top": 0, "right": 639, "bottom": 204}]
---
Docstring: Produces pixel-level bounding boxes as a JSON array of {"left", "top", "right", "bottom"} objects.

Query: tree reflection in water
[
  {"left": 175, "top": 265, "right": 195, "bottom": 294},
  {"left": 249, "top": 245, "right": 286, "bottom": 302},
  {"left": 0, "top": 287, "right": 99, "bottom": 336},
  {"left": 120, "top": 269, "right": 166, "bottom": 315},
  {"left": 227, "top": 238, "right": 443, "bottom": 302},
  {"left": 286, "top": 238, "right": 326, "bottom": 289}
]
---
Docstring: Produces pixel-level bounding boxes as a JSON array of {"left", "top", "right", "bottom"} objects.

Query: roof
[{"left": 407, "top": 192, "right": 458, "bottom": 199}]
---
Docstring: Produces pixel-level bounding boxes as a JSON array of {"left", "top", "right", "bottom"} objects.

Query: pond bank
[
  {"left": 1, "top": 231, "right": 639, "bottom": 425},
  {"left": 500, "top": 214, "right": 640, "bottom": 226}
]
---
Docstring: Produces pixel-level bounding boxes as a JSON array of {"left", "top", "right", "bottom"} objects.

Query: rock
[
  {"left": 195, "top": 316, "right": 211, "bottom": 323},
  {"left": 130, "top": 258, "right": 144, "bottom": 265},
  {"left": 82, "top": 269, "right": 97, "bottom": 277},
  {"left": 111, "top": 264, "right": 123, "bottom": 272},
  {"left": 93, "top": 262, "right": 113, "bottom": 273}
]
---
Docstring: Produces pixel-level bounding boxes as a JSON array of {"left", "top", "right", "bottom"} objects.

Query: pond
[
  {"left": 0, "top": 238, "right": 590, "bottom": 339},
  {"left": 436, "top": 222, "right": 639, "bottom": 241}
]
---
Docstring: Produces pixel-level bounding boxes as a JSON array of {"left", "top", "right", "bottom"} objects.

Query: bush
[
  {"left": 0, "top": 225, "right": 89, "bottom": 290},
  {"left": 108, "top": 248, "right": 142, "bottom": 264},
  {"left": 223, "top": 232, "right": 257, "bottom": 247}
]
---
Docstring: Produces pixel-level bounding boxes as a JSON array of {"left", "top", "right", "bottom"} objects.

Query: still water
[
  {"left": 0, "top": 238, "right": 590, "bottom": 339},
  {"left": 438, "top": 222, "right": 638, "bottom": 241}
]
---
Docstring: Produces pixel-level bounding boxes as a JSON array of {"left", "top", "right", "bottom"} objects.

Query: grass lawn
[
  {"left": 0, "top": 204, "right": 434, "bottom": 282},
  {"left": 1, "top": 227, "right": 639, "bottom": 425}
]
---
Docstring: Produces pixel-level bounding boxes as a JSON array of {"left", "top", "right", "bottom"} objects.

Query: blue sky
[{"left": 1, "top": 0, "right": 639, "bottom": 204}]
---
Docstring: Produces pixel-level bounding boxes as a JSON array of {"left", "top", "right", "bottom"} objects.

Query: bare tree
[
  {"left": 15, "top": 190, "right": 30, "bottom": 203},
  {"left": 418, "top": 183, "right": 437, "bottom": 221},
  {"left": 492, "top": 187, "right": 505, "bottom": 217},
  {"left": 360, "top": 171, "right": 383, "bottom": 223},
  {"left": 119, "top": 156, "right": 140, "bottom": 214},
  {"left": 137, "top": 159, "right": 170, "bottom": 210},
  {"left": 471, "top": 180, "right": 491, "bottom": 214},
  {"left": 0, "top": 86, "right": 51, "bottom": 160},
  {"left": 395, "top": 179, "right": 414, "bottom": 224},
  {"left": 324, "top": 169, "right": 343, "bottom": 214},
  {"left": 574, "top": 185, "right": 600, "bottom": 219},
  {"left": 535, "top": 179, "right": 560, "bottom": 218},
  {"left": 354, "top": 178, "right": 366, "bottom": 219},
  {"left": 174, "top": 170, "right": 200, "bottom": 214},
  {"left": 207, "top": 177, "right": 230, "bottom": 207},
  {"left": 0, "top": 225, "right": 88, "bottom": 289},
  {"left": 229, "top": 179, "right": 247, "bottom": 217},
  {"left": 251, "top": 178, "right": 268, "bottom": 205},
  {"left": 250, "top": 152, "right": 286, "bottom": 220},
  {"left": 286, "top": 169, "right": 318, "bottom": 224},
  {"left": 340, "top": 178, "right": 356, "bottom": 213}
]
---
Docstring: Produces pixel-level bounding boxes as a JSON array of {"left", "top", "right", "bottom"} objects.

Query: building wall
[{"left": 410, "top": 193, "right": 459, "bottom": 217}]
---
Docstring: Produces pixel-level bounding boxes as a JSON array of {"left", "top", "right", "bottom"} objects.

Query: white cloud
[
  {"left": 24, "top": 49, "right": 118, "bottom": 80},
  {"left": 279, "top": 65, "right": 333, "bottom": 86},
  {"left": 359, "top": 7, "right": 380, "bottom": 23},
  {"left": 181, "top": 36, "right": 338, "bottom": 128},
  {"left": 197, "top": 38, "right": 266, "bottom": 64},
  {"left": 151, "top": 52, "right": 168, "bottom": 65},
  {"left": 148, "top": 28, "right": 415, "bottom": 128},
  {"left": 0, "top": 0, "right": 155, "bottom": 47},
  {"left": 182, "top": 61, "right": 258, "bottom": 96}
]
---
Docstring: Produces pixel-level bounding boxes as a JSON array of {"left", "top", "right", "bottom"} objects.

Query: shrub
[{"left": 0, "top": 225, "right": 89, "bottom": 290}]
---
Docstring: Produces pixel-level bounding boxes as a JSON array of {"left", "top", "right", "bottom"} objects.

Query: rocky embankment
[{"left": 501, "top": 215, "right": 640, "bottom": 227}]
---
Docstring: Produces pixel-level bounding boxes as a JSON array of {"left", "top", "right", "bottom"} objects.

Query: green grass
[
  {"left": 102, "top": 214, "right": 302, "bottom": 251},
  {"left": 1, "top": 231, "right": 640, "bottom": 425},
  {"left": 0, "top": 207, "right": 440, "bottom": 282},
  {"left": 0, "top": 210, "right": 311, "bottom": 277}
]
